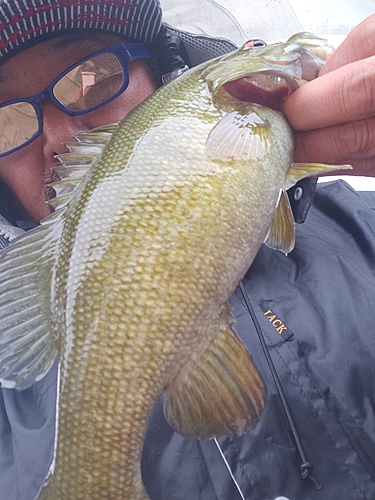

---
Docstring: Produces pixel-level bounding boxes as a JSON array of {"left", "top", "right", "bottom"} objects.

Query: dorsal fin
[
  {"left": 0, "top": 124, "right": 119, "bottom": 390},
  {"left": 0, "top": 216, "right": 62, "bottom": 390}
]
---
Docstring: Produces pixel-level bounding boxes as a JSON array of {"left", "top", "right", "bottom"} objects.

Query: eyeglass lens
[
  {"left": 0, "top": 52, "right": 125, "bottom": 156},
  {"left": 0, "top": 102, "right": 39, "bottom": 155},
  {"left": 54, "top": 52, "right": 125, "bottom": 111}
]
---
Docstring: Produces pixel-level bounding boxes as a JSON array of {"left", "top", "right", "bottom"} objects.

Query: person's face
[{"left": 0, "top": 34, "right": 157, "bottom": 223}]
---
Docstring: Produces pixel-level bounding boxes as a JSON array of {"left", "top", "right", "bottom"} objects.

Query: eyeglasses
[{"left": 0, "top": 43, "right": 151, "bottom": 158}]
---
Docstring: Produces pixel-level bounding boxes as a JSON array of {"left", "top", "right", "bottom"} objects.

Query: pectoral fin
[
  {"left": 205, "top": 109, "right": 271, "bottom": 162},
  {"left": 163, "top": 308, "right": 266, "bottom": 439},
  {"left": 285, "top": 162, "right": 352, "bottom": 189},
  {"left": 265, "top": 189, "right": 295, "bottom": 255}
]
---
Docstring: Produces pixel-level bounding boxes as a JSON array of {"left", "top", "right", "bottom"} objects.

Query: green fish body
[{"left": 0, "top": 34, "right": 348, "bottom": 499}]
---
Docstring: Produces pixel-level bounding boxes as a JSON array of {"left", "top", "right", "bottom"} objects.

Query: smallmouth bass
[{"left": 0, "top": 33, "right": 349, "bottom": 499}]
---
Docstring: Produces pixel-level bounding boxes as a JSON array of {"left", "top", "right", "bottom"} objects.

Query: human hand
[{"left": 284, "top": 14, "right": 375, "bottom": 177}]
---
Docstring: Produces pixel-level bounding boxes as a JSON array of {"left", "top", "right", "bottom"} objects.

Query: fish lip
[{"left": 223, "top": 72, "right": 297, "bottom": 112}]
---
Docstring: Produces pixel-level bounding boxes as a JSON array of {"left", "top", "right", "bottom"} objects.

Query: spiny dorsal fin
[
  {"left": 53, "top": 165, "right": 91, "bottom": 180},
  {"left": 73, "top": 123, "right": 118, "bottom": 143},
  {"left": 164, "top": 308, "right": 266, "bottom": 439},
  {"left": 62, "top": 142, "right": 106, "bottom": 155},
  {"left": 49, "top": 125, "right": 119, "bottom": 211},
  {"left": 265, "top": 189, "right": 295, "bottom": 255}
]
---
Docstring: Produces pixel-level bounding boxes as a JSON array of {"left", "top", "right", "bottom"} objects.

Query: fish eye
[{"left": 246, "top": 39, "right": 267, "bottom": 49}]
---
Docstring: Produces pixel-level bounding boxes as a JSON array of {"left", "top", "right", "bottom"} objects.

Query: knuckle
[
  {"left": 334, "top": 119, "right": 374, "bottom": 158},
  {"left": 358, "top": 61, "right": 375, "bottom": 110},
  {"left": 293, "top": 118, "right": 375, "bottom": 165},
  {"left": 292, "top": 131, "right": 314, "bottom": 162},
  {"left": 358, "top": 15, "right": 375, "bottom": 54},
  {"left": 340, "top": 60, "right": 375, "bottom": 117}
]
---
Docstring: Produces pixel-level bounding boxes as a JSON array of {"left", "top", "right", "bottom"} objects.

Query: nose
[{"left": 41, "top": 100, "right": 89, "bottom": 161}]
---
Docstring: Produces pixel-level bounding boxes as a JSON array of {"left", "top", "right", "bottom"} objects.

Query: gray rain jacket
[
  {"left": 142, "top": 180, "right": 375, "bottom": 500},
  {"left": 0, "top": 180, "right": 374, "bottom": 500}
]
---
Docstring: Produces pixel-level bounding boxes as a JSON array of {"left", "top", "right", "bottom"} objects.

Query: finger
[
  {"left": 321, "top": 14, "right": 375, "bottom": 75},
  {"left": 293, "top": 117, "right": 375, "bottom": 177},
  {"left": 284, "top": 56, "right": 375, "bottom": 131}
]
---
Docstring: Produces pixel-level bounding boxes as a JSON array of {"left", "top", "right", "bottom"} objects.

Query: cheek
[
  {"left": 126, "top": 59, "right": 158, "bottom": 106},
  {"left": 0, "top": 139, "right": 52, "bottom": 221}
]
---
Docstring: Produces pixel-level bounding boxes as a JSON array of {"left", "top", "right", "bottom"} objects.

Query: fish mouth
[{"left": 223, "top": 73, "right": 295, "bottom": 112}]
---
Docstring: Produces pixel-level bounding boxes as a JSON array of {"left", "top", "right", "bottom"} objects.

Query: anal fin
[{"left": 164, "top": 311, "right": 266, "bottom": 439}]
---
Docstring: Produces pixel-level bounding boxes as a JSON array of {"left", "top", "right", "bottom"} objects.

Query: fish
[{"left": 0, "top": 33, "right": 350, "bottom": 500}]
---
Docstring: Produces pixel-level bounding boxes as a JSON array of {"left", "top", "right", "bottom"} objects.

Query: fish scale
[{"left": 0, "top": 34, "right": 351, "bottom": 500}]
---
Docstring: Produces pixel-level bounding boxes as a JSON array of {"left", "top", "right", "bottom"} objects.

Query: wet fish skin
[
  {"left": 0, "top": 34, "right": 350, "bottom": 500},
  {"left": 42, "top": 77, "right": 274, "bottom": 500}
]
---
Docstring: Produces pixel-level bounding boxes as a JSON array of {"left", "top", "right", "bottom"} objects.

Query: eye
[{"left": 246, "top": 39, "right": 267, "bottom": 49}]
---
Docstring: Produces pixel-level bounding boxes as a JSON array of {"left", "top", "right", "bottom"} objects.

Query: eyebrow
[{"left": 48, "top": 34, "right": 114, "bottom": 53}]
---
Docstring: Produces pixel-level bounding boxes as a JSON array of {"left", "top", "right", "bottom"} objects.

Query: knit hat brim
[{"left": 0, "top": 0, "right": 163, "bottom": 64}]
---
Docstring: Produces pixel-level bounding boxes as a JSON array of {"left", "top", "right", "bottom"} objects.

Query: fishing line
[
  {"left": 238, "top": 282, "right": 321, "bottom": 490},
  {"left": 213, "top": 438, "right": 246, "bottom": 500}
]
